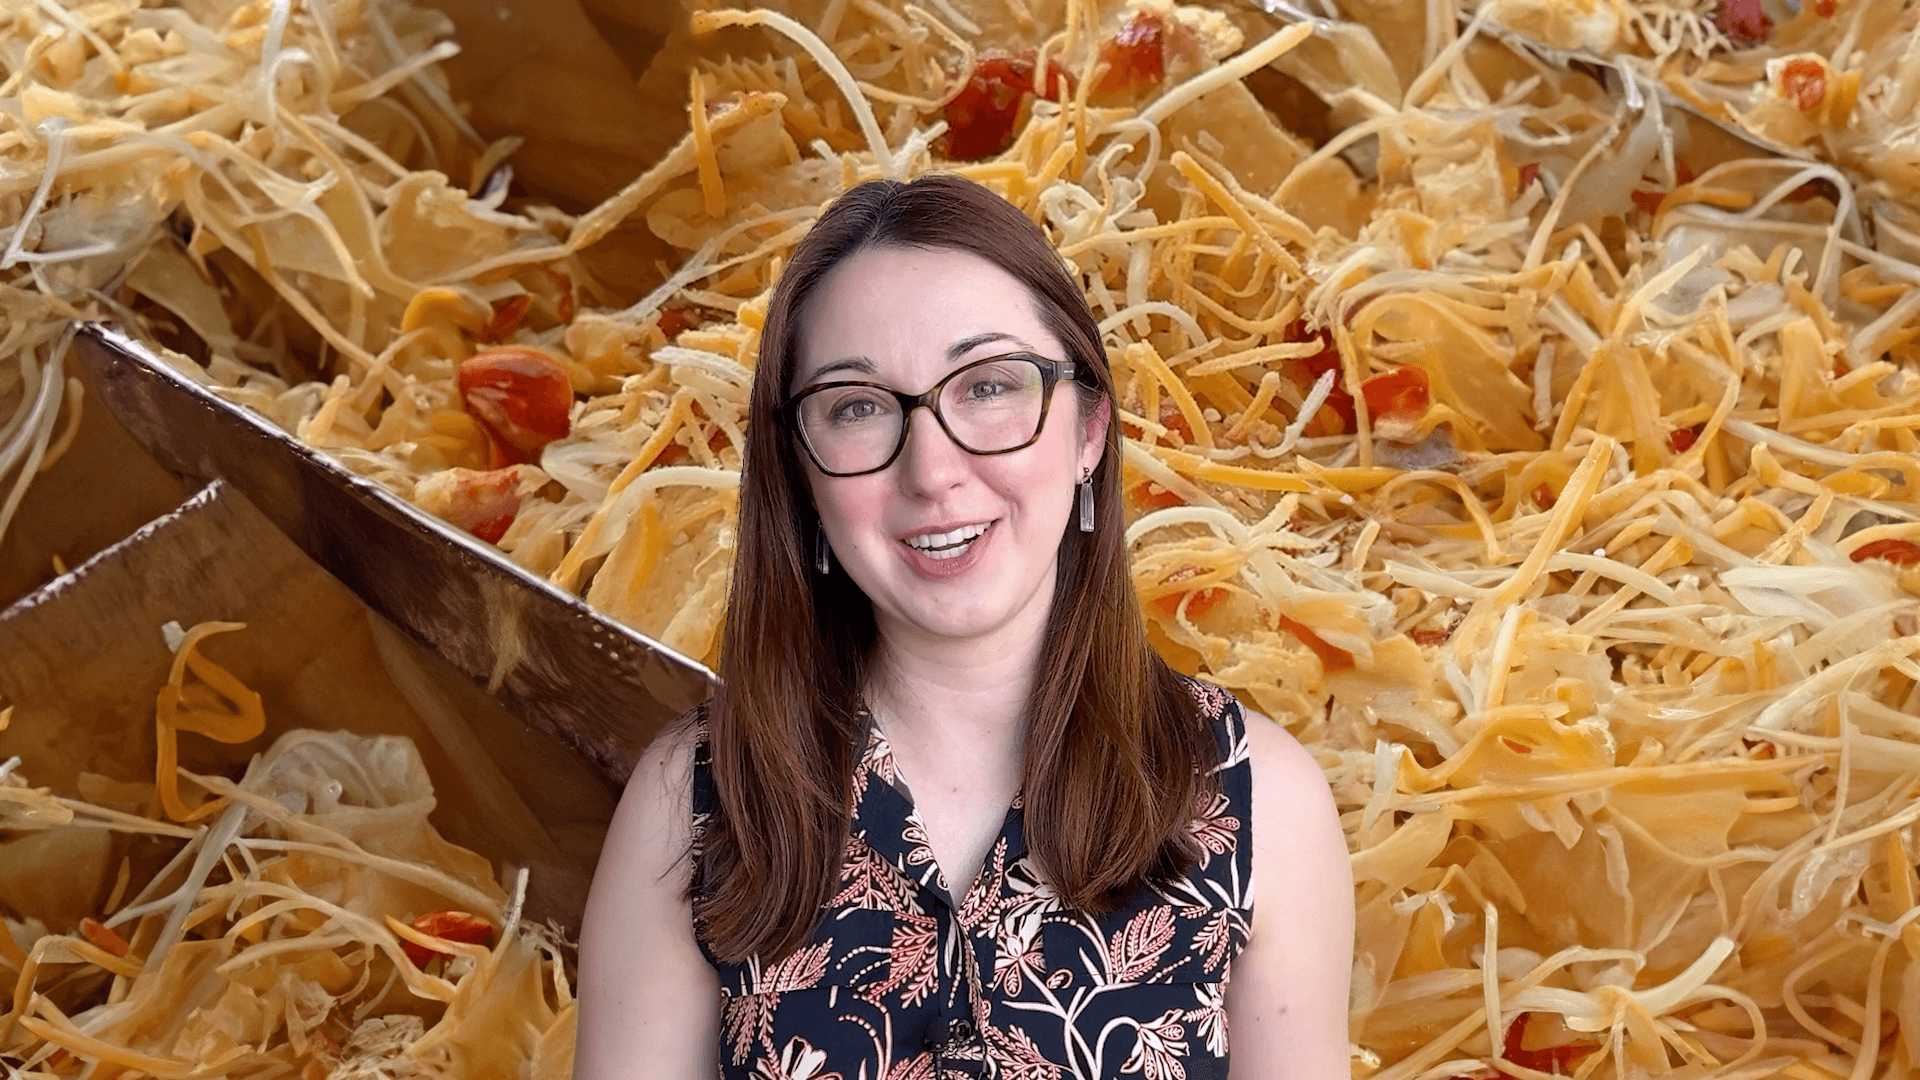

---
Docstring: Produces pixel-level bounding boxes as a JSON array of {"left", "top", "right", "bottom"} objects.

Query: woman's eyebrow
[
  {"left": 946, "top": 331, "right": 1030, "bottom": 360},
  {"left": 810, "top": 356, "right": 877, "bottom": 381}
]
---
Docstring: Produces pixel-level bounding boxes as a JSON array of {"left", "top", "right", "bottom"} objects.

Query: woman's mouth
[{"left": 901, "top": 521, "right": 992, "bottom": 561}]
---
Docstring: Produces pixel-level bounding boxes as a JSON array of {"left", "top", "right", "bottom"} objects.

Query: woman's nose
[{"left": 894, "top": 406, "right": 970, "bottom": 495}]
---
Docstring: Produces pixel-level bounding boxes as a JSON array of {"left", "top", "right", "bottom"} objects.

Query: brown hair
[{"left": 697, "top": 172, "right": 1216, "bottom": 963}]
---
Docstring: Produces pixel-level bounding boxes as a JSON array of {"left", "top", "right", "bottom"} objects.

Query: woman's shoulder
[
  {"left": 612, "top": 700, "right": 713, "bottom": 852},
  {"left": 1170, "top": 673, "right": 1326, "bottom": 801}
]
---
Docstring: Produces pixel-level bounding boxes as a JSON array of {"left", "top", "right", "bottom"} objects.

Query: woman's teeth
[{"left": 904, "top": 522, "right": 989, "bottom": 560}]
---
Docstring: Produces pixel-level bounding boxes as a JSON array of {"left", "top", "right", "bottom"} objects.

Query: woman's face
[{"left": 791, "top": 245, "right": 1107, "bottom": 647}]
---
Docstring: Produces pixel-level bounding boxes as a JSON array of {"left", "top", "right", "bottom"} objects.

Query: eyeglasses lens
[{"left": 797, "top": 357, "right": 1048, "bottom": 475}]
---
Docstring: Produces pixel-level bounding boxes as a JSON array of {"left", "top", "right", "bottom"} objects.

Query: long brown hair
[{"left": 698, "top": 172, "right": 1216, "bottom": 963}]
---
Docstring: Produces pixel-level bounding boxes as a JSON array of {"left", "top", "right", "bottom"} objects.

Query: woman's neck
[{"left": 865, "top": 578, "right": 1054, "bottom": 762}]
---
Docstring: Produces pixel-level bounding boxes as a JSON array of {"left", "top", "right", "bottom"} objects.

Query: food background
[{"left": 2, "top": 0, "right": 1920, "bottom": 1077}]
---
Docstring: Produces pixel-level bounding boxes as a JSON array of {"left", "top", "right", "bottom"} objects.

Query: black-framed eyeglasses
[{"left": 779, "top": 352, "right": 1080, "bottom": 477}]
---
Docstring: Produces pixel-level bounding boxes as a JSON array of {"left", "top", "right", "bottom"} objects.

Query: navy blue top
[{"left": 689, "top": 675, "right": 1255, "bottom": 1078}]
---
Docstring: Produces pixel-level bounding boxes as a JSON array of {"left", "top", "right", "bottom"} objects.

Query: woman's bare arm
[
  {"left": 1227, "top": 711, "right": 1354, "bottom": 1079},
  {"left": 574, "top": 725, "right": 721, "bottom": 1078}
]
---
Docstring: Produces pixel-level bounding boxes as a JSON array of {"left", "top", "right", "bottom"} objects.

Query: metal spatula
[{"left": 73, "top": 322, "right": 716, "bottom": 785}]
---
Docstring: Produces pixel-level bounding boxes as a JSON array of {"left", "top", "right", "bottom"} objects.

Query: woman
[{"left": 576, "top": 174, "right": 1352, "bottom": 1079}]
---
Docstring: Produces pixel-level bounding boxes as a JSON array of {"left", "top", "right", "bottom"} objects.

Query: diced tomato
[
  {"left": 1096, "top": 13, "right": 1165, "bottom": 95},
  {"left": 1534, "top": 482, "right": 1557, "bottom": 510},
  {"left": 1130, "top": 480, "right": 1184, "bottom": 510},
  {"left": 1632, "top": 159, "right": 1696, "bottom": 216},
  {"left": 1157, "top": 398, "right": 1195, "bottom": 445},
  {"left": 1517, "top": 162, "right": 1540, "bottom": 193},
  {"left": 1786, "top": 176, "right": 1843, "bottom": 203},
  {"left": 459, "top": 347, "right": 574, "bottom": 468},
  {"left": 1782, "top": 58, "right": 1826, "bottom": 111},
  {"left": 1669, "top": 424, "right": 1704, "bottom": 453},
  {"left": 1499, "top": 736, "right": 1534, "bottom": 755},
  {"left": 478, "top": 294, "right": 531, "bottom": 343},
  {"left": 80, "top": 917, "right": 130, "bottom": 957},
  {"left": 1851, "top": 539, "right": 1920, "bottom": 566},
  {"left": 657, "top": 303, "right": 702, "bottom": 340},
  {"left": 401, "top": 910, "right": 493, "bottom": 967},
  {"left": 1152, "top": 586, "right": 1225, "bottom": 620},
  {"left": 545, "top": 269, "right": 576, "bottom": 324},
  {"left": 656, "top": 422, "right": 730, "bottom": 466},
  {"left": 1361, "top": 367, "right": 1430, "bottom": 425},
  {"left": 437, "top": 468, "right": 526, "bottom": 543},
  {"left": 1279, "top": 616, "right": 1354, "bottom": 673},
  {"left": 941, "top": 52, "right": 1075, "bottom": 161},
  {"left": 1503, "top": 1013, "right": 1596, "bottom": 1075},
  {"left": 1280, "top": 319, "right": 1356, "bottom": 432},
  {"left": 1715, "top": 0, "right": 1772, "bottom": 46},
  {"left": 1412, "top": 628, "right": 1450, "bottom": 646},
  {"left": 1813, "top": 0, "right": 1835, "bottom": 15}
]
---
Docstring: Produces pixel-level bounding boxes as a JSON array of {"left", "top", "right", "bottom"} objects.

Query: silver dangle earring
[
  {"left": 1078, "top": 467, "right": 1095, "bottom": 533},
  {"left": 815, "top": 523, "right": 832, "bottom": 574}
]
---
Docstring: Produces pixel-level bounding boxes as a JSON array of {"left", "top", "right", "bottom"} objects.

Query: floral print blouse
[{"left": 689, "top": 677, "right": 1255, "bottom": 1079}]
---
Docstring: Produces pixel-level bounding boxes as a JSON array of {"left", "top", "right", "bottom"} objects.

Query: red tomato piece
[
  {"left": 80, "top": 917, "right": 130, "bottom": 957},
  {"left": 459, "top": 347, "right": 574, "bottom": 467},
  {"left": 941, "top": 52, "right": 1074, "bottom": 161},
  {"left": 657, "top": 303, "right": 702, "bottom": 340},
  {"left": 1813, "top": 0, "right": 1836, "bottom": 15},
  {"left": 1280, "top": 319, "right": 1356, "bottom": 432},
  {"left": 1279, "top": 616, "right": 1354, "bottom": 673},
  {"left": 1786, "top": 176, "right": 1842, "bottom": 204},
  {"left": 438, "top": 468, "right": 526, "bottom": 543},
  {"left": 656, "top": 424, "right": 730, "bottom": 466},
  {"left": 1411, "top": 628, "right": 1450, "bottom": 647},
  {"left": 1715, "top": 0, "right": 1772, "bottom": 46},
  {"left": 1631, "top": 187, "right": 1666, "bottom": 215},
  {"left": 1130, "top": 480, "right": 1184, "bottom": 510},
  {"left": 1157, "top": 398, "right": 1195, "bottom": 445},
  {"left": 1533, "top": 482, "right": 1557, "bottom": 510},
  {"left": 1096, "top": 13, "right": 1165, "bottom": 95},
  {"left": 545, "top": 269, "right": 576, "bottom": 324},
  {"left": 1152, "top": 586, "right": 1225, "bottom": 620},
  {"left": 1669, "top": 424, "right": 1704, "bottom": 453},
  {"left": 1517, "top": 162, "right": 1540, "bottom": 192},
  {"left": 1782, "top": 58, "right": 1826, "bottom": 111},
  {"left": 1361, "top": 367, "right": 1430, "bottom": 424},
  {"left": 1851, "top": 539, "right": 1920, "bottom": 566},
  {"left": 401, "top": 910, "right": 493, "bottom": 967},
  {"left": 478, "top": 294, "right": 531, "bottom": 344}
]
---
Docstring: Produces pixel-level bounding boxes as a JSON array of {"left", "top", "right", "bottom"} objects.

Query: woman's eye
[
  {"left": 965, "top": 378, "right": 1010, "bottom": 399},
  {"left": 830, "top": 397, "right": 880, "bottom": 423}
]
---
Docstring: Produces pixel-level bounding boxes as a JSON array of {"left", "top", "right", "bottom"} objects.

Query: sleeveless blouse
[{"left": 688, "top": 676, "right": 1255, "bottom": 1079}]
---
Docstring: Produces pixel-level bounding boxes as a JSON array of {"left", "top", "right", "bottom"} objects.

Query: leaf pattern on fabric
[
  {"left": 991, "top": 908, "right": 1046, "bottom": 996},
  {"left": 1186, "top": 791, "right": 1240, "bottom": 864},
  {"left": 870, "top": 912, "right": 941, "bottom": 1007},
  {"left": 1184, "top": 983, "right": 1230, "bottom": 1059},
  {"left": 1121, "top": 1010, "right": 1191, "bottom": 1080},
  {"left": 984, "top": 1021, "right": 1065, "bottom": 1080},
  {"left": 1193, "top": 911, "right": 1232, "bottom": 974},
  {"left": 691, "top": 675, "right": 1256, "bottom": 1079},
  {"left": 1104, "top": 907, "right": 1178, "bottom": 983},
  {"left": 725, "top": 941, "right": 837, "bottom": 1064},
  {"left": 751, "top": 1036, "right": 845, "bottom": 1080}
]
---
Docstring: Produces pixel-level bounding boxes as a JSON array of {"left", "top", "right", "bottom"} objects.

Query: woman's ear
[{"left": 1079, "top": 393, "right": 1111, "bottom": 476}]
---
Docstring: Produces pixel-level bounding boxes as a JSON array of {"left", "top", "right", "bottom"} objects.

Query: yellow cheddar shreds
[{"left": 4, "top": 0, "right": 1920, "bottom": 1077}]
